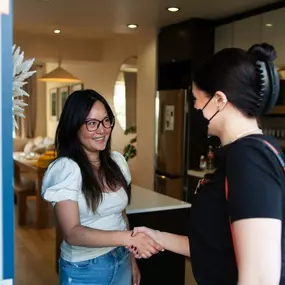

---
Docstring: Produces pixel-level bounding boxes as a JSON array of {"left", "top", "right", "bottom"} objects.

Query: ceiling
[{"left": 14, "top": 0, "right": 278, "bottom": 40}]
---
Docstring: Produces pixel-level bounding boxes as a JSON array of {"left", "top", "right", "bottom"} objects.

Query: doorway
[{"left": 0, "top": 0, "right": 15, "bottom": 283}]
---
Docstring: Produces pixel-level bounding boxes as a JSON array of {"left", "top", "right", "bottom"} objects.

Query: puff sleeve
[
  {"left": 41, "top": 157, "right": 82, "bottom": 206},
  {"left": 111, "top": 151, "right": 131, "bottom": 184}
]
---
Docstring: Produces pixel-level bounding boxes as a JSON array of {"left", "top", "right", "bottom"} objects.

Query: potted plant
[{"left": 123, "top": 125, "right": 137, "bottom": 161}]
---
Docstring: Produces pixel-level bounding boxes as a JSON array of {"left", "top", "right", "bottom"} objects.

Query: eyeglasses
[{"left": 85, "top": 117, "right": 114, "bottom": 132}]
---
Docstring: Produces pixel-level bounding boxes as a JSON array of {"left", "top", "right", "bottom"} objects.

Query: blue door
[{"left": 0, "top": 0, "right": 14, "bottom": 283}]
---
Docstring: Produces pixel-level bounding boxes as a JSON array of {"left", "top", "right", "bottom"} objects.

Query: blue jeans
[{"left": 59, "top": 247, "right": 132, "bottom": 285}]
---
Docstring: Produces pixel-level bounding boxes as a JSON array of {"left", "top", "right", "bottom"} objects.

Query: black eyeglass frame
[{"left": 85, "top": 117, "right": 115, "bottom": 132}]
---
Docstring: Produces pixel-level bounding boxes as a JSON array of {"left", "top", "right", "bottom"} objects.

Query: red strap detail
[
  {"left": 259, "top": 139, "right": 285, "bottom": 170},
  {"left": 225, "top": 177, "right": 239, "bottom": 267},
  {"left": 225, "top": 177, "right": 228, "bottom": 200},
  {"left": 262, "top": 139, "right": 279, "bottom": 154}
]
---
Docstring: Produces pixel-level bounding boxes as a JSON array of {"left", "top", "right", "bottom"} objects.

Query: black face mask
[{"left": 195, "top": 97, "right": 219, "bottom": 138}]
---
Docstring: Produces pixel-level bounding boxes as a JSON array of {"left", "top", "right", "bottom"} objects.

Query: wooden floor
[{"left": 15, "top": 197, "right": 58, "bottom": 285}]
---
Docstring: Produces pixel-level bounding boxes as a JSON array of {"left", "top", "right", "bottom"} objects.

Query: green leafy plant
[{"left": 123, "top": 125, "right": 137, "bottom": 161}]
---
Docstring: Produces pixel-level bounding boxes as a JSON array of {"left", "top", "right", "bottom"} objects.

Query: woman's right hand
[
  {"left": 126, "top": 231, "right": 163, "bottom": 259},
  {"left": 132, "top": 226, "right": 160, "bottom": 243},
  {"left": 127, "top": 227, "right": 164, "bottom": 258}
]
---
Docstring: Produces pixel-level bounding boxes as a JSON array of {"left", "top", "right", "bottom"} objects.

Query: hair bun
[{"left": 248, "top": 43, "right": 277, "bottom": 62}]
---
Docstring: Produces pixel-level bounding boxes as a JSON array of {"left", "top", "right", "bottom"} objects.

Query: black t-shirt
[{"left": 188, "top": 134, "right": 285, "bottom": 285}]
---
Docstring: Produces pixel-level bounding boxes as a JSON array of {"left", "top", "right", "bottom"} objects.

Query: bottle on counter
[
  {"left": 199, "top": 155, "right": 207, "bottom": 170},
  {"left": 207, "top": 145, "right": 215, "bottom": 170}
]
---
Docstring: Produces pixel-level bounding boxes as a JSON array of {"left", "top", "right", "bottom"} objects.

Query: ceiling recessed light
[
  {"left": 167, "top": 7, "right": 180, "bottom": 12},
  {"left": 265, "top": 23, "right": 273, "bottom": 27},
  {"left": 127, "top": 24, "right": 138, "bottom": 29},
  {"left": 54, "top": 29, "right": 61, "bottom": 34}
]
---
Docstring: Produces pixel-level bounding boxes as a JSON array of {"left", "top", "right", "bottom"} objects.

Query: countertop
[
  {"left": 187, "top": 169, "right": 215, "bottom": 178},
  {"left": 126, "top": 185, "right": 191, "bottom": 214}
]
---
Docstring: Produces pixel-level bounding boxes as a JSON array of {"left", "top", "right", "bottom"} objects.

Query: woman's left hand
[{"left": 131, "top": 254, "right": 141, "bottom": 285}]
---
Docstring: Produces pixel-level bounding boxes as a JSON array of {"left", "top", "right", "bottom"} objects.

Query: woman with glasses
[{"left": 41, "top": 89, "right": 161, "bottom": 285}]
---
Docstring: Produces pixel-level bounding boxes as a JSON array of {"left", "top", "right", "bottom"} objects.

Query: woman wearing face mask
[
  {"left": 130, "top": 43, "right": 285, "bottom": 285},
  {"left": 41, "top": 90, "right": 161, "bottom": 285}
]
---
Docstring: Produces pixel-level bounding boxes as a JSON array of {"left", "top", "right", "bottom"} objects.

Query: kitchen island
[
  {"left": 55, "top": 185, "right": 191, "bottom": 285},
  {"left": 188, "top": 169, "right": 215, "bottom": 178}
]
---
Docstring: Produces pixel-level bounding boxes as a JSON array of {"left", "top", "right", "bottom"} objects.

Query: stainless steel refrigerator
[{"left": 154, "top": 89, "right": 189, "bottom": 200}]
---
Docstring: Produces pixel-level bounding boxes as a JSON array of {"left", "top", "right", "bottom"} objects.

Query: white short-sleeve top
[{"left": 41, "top": 151, "right": 131, "bottom": 262}]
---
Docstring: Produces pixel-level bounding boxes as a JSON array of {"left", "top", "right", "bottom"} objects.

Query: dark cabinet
[
  {"left": 269, "top": 79, "right": 285, "bottom": 115},
  {"left": 128, "top": 209, "right": 190, "bottom": 285},
  {"left": 158, "top": 60, "right": 192, "bottom": 90},
  {"left": 157, "top": 18, "right": 215, "bottom": 90},
  {"left": 158, "top": 18, "right": 215, "bottom": 65},
  {"left": 277, "top": 81, "right": 285, "bottom": 105},
  {"left": 158, "top": 24, "right": 192, "bottom": 64}
]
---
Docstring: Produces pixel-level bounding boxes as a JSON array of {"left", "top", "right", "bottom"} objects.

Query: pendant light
[
  {"left": 38, "top": 31, "right": 81, "bottom": 83},
  {"left": 38, "top": 62, "right": 81, "bottom": 83}
]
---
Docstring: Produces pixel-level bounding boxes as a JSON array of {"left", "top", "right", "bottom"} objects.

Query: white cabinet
[
  {"left": 261, "top": 7, "right": 285, "bottom": 67},
  {"left": 214, "top": 7, "right": 285, "bottom": 67},
  {"left": 233, "top": 15, "right": 261, "bottom": 50},
  {"left": 214, "top": 15, "right": 261, "bottom": 52},
  {"left": 214, "top": 23, "right": 233, "bottom": 52}
]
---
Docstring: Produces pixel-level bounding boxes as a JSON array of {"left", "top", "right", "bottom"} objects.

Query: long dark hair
[{"left": 55, "top": 89, "right": 130, "bottom": 212}]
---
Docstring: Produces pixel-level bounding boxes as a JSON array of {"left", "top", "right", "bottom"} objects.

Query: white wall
[
  {"left": 136, "top": 30, "right": 157, "bottom": 189},
  {"left": 14, "top": 31, "right": 103, "bottom": 62}
]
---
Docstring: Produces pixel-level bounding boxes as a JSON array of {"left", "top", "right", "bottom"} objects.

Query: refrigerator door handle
[{"left": 160, "top": 103, "right": 165, "bottom": 135}]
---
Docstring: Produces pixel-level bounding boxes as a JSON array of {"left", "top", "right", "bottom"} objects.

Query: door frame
[{"left": 0, "top": 0, "right": 14, "bottom": 282}]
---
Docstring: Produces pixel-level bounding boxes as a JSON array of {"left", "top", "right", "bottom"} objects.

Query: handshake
[{"left": 125, "top": 226, "right": 165, "bottom": 259}]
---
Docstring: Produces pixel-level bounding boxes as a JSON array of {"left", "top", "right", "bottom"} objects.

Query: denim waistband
[
  {"left": 59, "top": 246, "right": 132, "bottom": 285},
  {"left": 60, "top": 246, "right": 129, "bottom": 267},
  {"left": 106, "top": 246, "right": 129, "bottom": 261}
]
